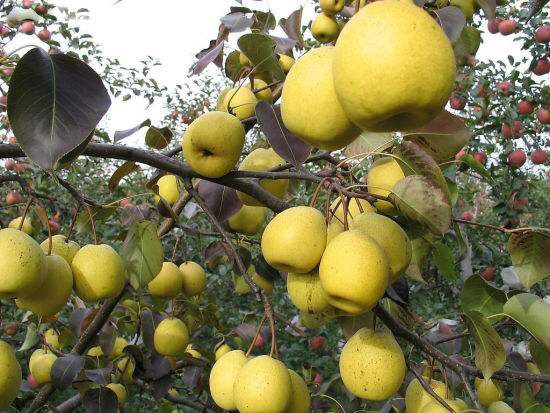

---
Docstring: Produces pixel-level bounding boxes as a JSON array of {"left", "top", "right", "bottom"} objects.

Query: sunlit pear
[
  {"left": 350, "top": 212, "right": 412, "bottom": 282},
  {"left": 214, "top": 343, "right": 232, "bottom": 361},
  {"left": 16, "top": 254, "right": 73, "bottom": 317},
  {"left": 405, "top": 377, "right": 449, "bottom": 413},
  {"left": 106, "top": 383, "right": 127, "bottom": 405},
  {"left": 286, "top": 369, "right": 311, "bottom": 413},
  {"left": 475, "top": 377, "right": 503, "bottom": 407},
  {"left": 179, "top": 261, "right": 206, "bottom": 296},
  {"left": 287, "top": 270, "right": 332, "bottom": 313},
  {"left": 281, "top": 47, "right": 359, "bottom": 150},
  {"left": 71, "top": 244, "right": 125, "bottom": 302},
  {"left": 261, "top": 206, "right": 326, "bottom": 273},
  {"left": 246, "top": 78, "right": 273, "bottom": 103},
  {"left": 237, "top": 148, "right": 289, "bottom": 206},
  {"left": 228, "top": 205, "right": 267, "bottom": 235},
  {"left": 220, "top": 86, "right": 258, "bottom": 120},
  {"left": 87, "top": 346, "right": 104, "bottom": 357},
  {"left": 333, "top": 0, "right": 455, "bottom": 132},
  {"left": 183, "top": 111, "right": 245, "bottom": 178},
  {"left": 300, "top": 308, "right": 337, "bottom": 328},
  {"left": 209, "top": 349, "right": 248, "bottom": 410},
  {"left": 116, "top": 356, "right": 135, "bottom": 384},
  {"left": 148, "top": 262, "right": 183, "bottom": 298},
  {"left": 366, "top": 157, "right": 405, "bottom": 213},
  {"left": 326, "top": 220, "right": 344, "bottom": 245},
  {"left": 278, "top": 54, "right": 295, "bottom": 73},
  {"left": 234, "top": 355, "right": 292, "bottom": 413},
  {"left": 320, "top": 230, "right": 390, "bottom": 314},
  {"left": 0, "top": 340, "right": 22, "bottom": 411},
  {"left": 155, "top": 174, "right": 181, "bottom": 205},
  {"left": 154, "top": 317, "right": 189, "bottom": 357},
  {"left": 29, "top": 348, "right": 57, "bottom": 384},
  {"left": 420, "top": 399, "right": 469, "bottom": 412},
  {"left": 40, "top": 235, "right": 80, "bottom": 264},
  {"left": 320, "top": 0, "right": 345, "bottom": 14},
  {"left": 112, "top": 337, "right": 128, "bottom": 358},
  {"left": 216, "top": 87, "right": 233, "bottom": 111},
  {"left": 339, "top": 327, "right": 405, "bottom": 400},
  {"left": 239, "top": 52, "right": 251, "bottom": 67},
  {"left": 44, "top": 329, "right": 60, "bottom": 350},
  {"left": 311, "top": 13, "right": 339, "bottom": 44},
  {"left": 488, "top": 401, "right": 516, "bottom": 413},
  {"left": 9, "top": 216, "right": 34, "bottom": 234},
  {"left": 0, "top": 228, "right": 46, "bottom": 299}
]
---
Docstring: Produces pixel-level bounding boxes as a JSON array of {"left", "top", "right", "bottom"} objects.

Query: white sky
[{"left": 6, "top": 0, "right": 527, "bottom": 146}]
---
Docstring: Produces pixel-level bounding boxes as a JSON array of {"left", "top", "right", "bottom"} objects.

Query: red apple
[
  {"left": 309, "top": 336, "right": 325, "bottom": 350},
  {"left": 119, "top": 198, "right": 133, "bottom": 208},
  {"left": 4, "top": 159, "right": 16, "bottom": 170},
  {"left": 536, "top": 108, "right": 550, "bottom": 124},
  {"left": 6, "top": 191, "right": 22, "bottom": 205},
  {"left": 52, "top": 211, "right": 61, "bottom": 222},
  {"left": 14, "top": 163, "right": 28, "bottom": 173},
  {"left": 313, "top": 373, "right": 323, "bottom": 385},
  {"left": 27, "top": 374, "right": 39, "bottom": 389},
  {"left": 5, "top": 323, "right": 18, "bottom": 336},
  {"left": 535, "top": 25, "right": 550, "bottom": 43},
  {"left": 48, "top": 220, "right": 60, "bottom": 235},
  {"left": 498, "top": 19, "right": 517, "bottom": 35},
  {"left": 461, "top": 210, "right": 474, "bottom": 221},
  {"left": 22, "top": 0, "right": 33, "bottom": 8},
  {"left": 254, "top": 335, "right": 265, "bottom": 347},
  {"left": 533, "top": 58, "right": 549, "bottom": 76},
  {"left": 487, "top": 18, "right": 502, "bottom": 34},
  {"left": 513, "top": 120, "right": 523, "bottom": 135},
  {"left": 472, "top": 151, "right": 487, "bottom": 165},
  {"left": 455, "top": 149, "right": 467, "bottom": 160},
  {"left": 517, "top": 101, "right": 534, "bottom": 115},
  {"left": 508, "top": 149, "right": 526, "bottom": 168},
  {"left": 531, "top": 149, "right": 548, "bottom": 165},
  {"left": 37, "top": 27, "right": 51, "bottom": 41},
  {"left": 449, "top": 96, "right": 466, "bottom": 110},
  {"left": 19, "top": 20, "right": 35, "bottom": 35},
  {"left": 480, "top": 266, "right": 496, "bottom": 281},
  {"left": 501, "top": 123, "right": 513, "bottom": 139},
  {"left": 182, "top": 115, "right": 191, "bottom": 125},
  {"left": 35, "top": 4, "right": 47, "bottom": 15},
  {"left": 496, "top": 81, "right": 511, "bottom": 94},
  {"left": 0, "top": 24, "right": 10, "bottom": 37}
]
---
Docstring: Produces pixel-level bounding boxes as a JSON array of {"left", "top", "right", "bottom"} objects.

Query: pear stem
[{"left": 246, "top": 315, "right": 266, "bottom": 357}]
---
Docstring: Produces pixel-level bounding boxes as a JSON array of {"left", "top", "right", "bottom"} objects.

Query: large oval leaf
[
  {"left": 51, "top": 354, "right": 86, "bottom": 389},
  {"left": 82, "top": 387, "right": 118, "bottom": 413},
  {"left": 7, "top": 48, "right": 111, "bottom": 170},
  {"left": 508, "top": 232, "right": 550, "bottom": 289},
  {"left": 460, "top": 275, "right": 507, "bottom": 318},
  {"left": 504, "top": 293, "right": 550, "bottom": 351}
]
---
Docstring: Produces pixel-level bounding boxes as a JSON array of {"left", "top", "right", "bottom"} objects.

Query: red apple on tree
[
  {"left": 498, "top": 19, "right": 517, "bottom": 35},
  {"left": 535, "top": 25, "right": 550, "bottom": 43},
  {"left": 19, "top": 20, "right": 35, "bottom": 34},
  {"left": 6, "top": 191, "right": 22, "bottom": 205},
  {"left": 254, "top": 335, "right": 265, "bottom": 347},
  {"left": 487, "top": 19, "right": 502, "bottom": 34},
  {"left": 309, "top": 336, "right": 325, "bottom": 350},
  {"left": 531, "top": 149, "right": 548, "bottom": 165},
  {"left": 461, "top": 210, "right": 474, "bottom": 221},
  {"left": 4, "top": 159, "right": 16, "bottom": 170},
  {"left": 473, "top": 151, "right": 487, "bottom": 165},
  {"left": 533, "top": 58, "right": 549, "bottom": 76},
  {"left": 480, "top": 266, "right": 496, "bottom": 281},
  {"left": 2, "top": 67, "right": 13, "bottom": 77},
  {"left": 182, "top": 115, "right": 191, "bottom": 125},
  {"left": 37, "top": 27, "right": 51, "bottom": 41},
  {"left": 27, "top": 374, "right": 39, "bottom": 389},
  {"left": 449, "top": 96, "right": 466, "bottom": 110},
  {"left": 513, "top": 196, "right": 529, "bottom": 207},
  {"left": 513, "top": 120, "right": 522, "bottom": 135},
  {"left": 119, "top": 198, "right": 133, "bottom": 208},
  {"left": 496, "top": 81, "right": 511, "bottom": 94},
  {"left": 501, "top": 123, "right": 513, "bottom": 139},
  {"left": 517, "top": 101, "right": 534, "bottom": 115},
  {"left": 8, "top": 136, "right": 17, "bottom": 145},
  {"left": 35, "top": 4, "right": 47, "bottom": 15},
  {"left": 536, "top": 108, "right": 549, "bottom": 124},
  {"left": 313, "top": 373, "right": 323, "bottom": 385},
  {"left": 508, "top": 149, "right": 526, "bottom": 168},
  {"left": 0, "top": 95, "right": 7, "bottom": 108}
]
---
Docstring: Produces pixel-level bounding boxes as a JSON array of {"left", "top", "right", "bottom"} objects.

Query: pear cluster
[
  {"left": 209, "top": 351, "right": 310, "bottom": 413},
  {"left": 147, "top": 260, "right": 206, "bottom": 299}
]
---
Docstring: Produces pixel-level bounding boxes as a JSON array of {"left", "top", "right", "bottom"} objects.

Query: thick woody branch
[
  {"left": 157, "top": 190, "right": 194, "bottom": 237},
  {"left": 52, "top": 394, "right": 82, "bottom": 413}
]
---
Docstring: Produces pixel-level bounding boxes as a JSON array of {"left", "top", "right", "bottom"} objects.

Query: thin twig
[{"left": 408, "top": 361, "right": 455, "bottom": 413}]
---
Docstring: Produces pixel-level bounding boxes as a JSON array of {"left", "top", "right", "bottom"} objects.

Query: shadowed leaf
[
  {"left": 434, "top": 7, "right": 466, "bottom": 43},
  {"left": 82, "top": 387, "right": 118, "bottom": 413},
  {"left": 109, "top": 161, "right": 139, "bottom": 191},
  {"left": 475, "top": 0, "right": 496, "bottom": 19},
  {"left": 432, "top": 241, "right": 457, "bottom": 280},
  {"left": 197, "top": 180, "right": 242, "bottom": 223},
  {"left": 238, "top": 33, "right": 285, "bottom": 81},
  {"left": 51, "top": 354, "right": 86, "bottom": 389},
  {"left": 508, "top": 232, "right": 550, "bottom": 288},
  {"left": 85, "top": 364, "right": 113, "bottom": 385},
  {"left": 460, "top": 275, "right": 506, "bottom": 318},
  {"left": 191, "top": 40, "right": 225, "bottom": 76},
  {"left": 113, "top": 119, "right": 151, "bottom": 142},
  {"left": 279, "top": 8, "right": 304, "bottom": 48},
  {"left": 504, "top": 293, "right": 550, "bottom": 351}
]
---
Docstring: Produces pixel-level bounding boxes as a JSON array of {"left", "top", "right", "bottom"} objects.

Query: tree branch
[
  {"left": 0, "top": 173, "right": 55, "bottom": 201},
  {"left": 52, "top": 394, "right": 82, "bottom": 413}
]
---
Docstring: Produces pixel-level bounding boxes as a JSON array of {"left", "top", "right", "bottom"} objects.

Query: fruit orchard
[{"left": 0, "top": 0, "right": 549, "bottom": 412}]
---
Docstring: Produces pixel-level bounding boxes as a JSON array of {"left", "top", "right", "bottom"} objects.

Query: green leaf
[
  {"left": 224, "top": 50, "right": 246, "bottom": 82},
  {"left": 145, "top": 126, "right": 173, "bottom": 150},
  {"left": 121, "top": 221, "right": 164, "bottom": 291},
  {"left": 344, "top": 132, "right": 395, "bottom": 158},
  {"left": 108, "top": 161, "right": 139, "bottom": 192},
  {"left": 237, "top": 33, "right": 285, "bottom": 81},
  {"left": 454, "top": 26, "right": 481, "bottom": 65},
  {"left": 529, "top": 339, "right": 550, "bottom": 374},
  {"left": 503, "top": 293, "right": 550, "bottom": 351},
  {"left": 391, "top": 175, "right": 452, "bottom": 236},
  {"left": 76, "top": 206, "right": 117, "bottom": 234},
  {"left": 463, "top": 310, "right": 506, "bottom": 379},
  {"left": 507, "top": 232, "right": 550, "bottom": 288},
  {"left": 459, "top": 154, "right": 494, "bottom": 183},
  {"left": 460, "top": 275, "right": 507, "bottom": 318},
  {"left": 404, "top": 236, "right": 430, "bottom": 283},
  {"left": 432, "top": 241, "right": 457, "bottom": 279},
  {"left": 474, "top": 0, "right": 496, "bottom": 19},
  {"left": 18, "top": 323, "right": 39, "bottom": 352}
]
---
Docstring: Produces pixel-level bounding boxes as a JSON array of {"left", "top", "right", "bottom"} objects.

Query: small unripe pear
[{"left": 154, "top": 317, "right": 189, "bottom": 357}]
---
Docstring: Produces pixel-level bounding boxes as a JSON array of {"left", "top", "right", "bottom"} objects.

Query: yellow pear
[
  {"left": 216, "top": 87, "right": 233, "bottom": 111},
  {"left": 237, "top": 148, "right": 289, "bottom": 206},
  {"left": 44, "top": 329, "right": 60, "bottom": 350},
  {"left": 112, "top": 337, "right": 128, "bottom": 358},
  {"left": 87, "top": 346, "right": 104, "bottom": 357},
  {"left": 326, "top": 221, "right": 345, "bottom": 245},
  {"left": 106, "top": 383, "right": 127, "bottom": 404},
  {"left": 182, "top": 111, "right": 245, "bottom": 178},
  {"left": 287, "top": 270, "right": 331, "bottom": 313},
  {"left": 320, "top": 0, "right": 345, "bottom": 14},
  {"left": 9, "top": 216, "right": 34, "bottom": 234},
  {"left": 350, "top": 212, "right": 412, "bottom": 281},
  {"left": 300, "top": 309, "right": 337, "bottom": 328},
  {"left": 214, "top": 343, "right": 232, "bottom": 361},
  {"left": 40, "top": 235, "right": 80, "bottom": 264},
  {"left": 209, "top": 349, "right": 248, "bottom": 410},
  {"left": 220, "top": 86, "right": 258, "bottom": 120},
  {"left": 71, "top": 244, "right": 125, "bottom": 302},
  {"left": 228, "top": 205, "right": 267, "bottom": 235},
  {"left": 319, "top": 230, "right": 390, "bottom": 314},
  {"left": 116, "top": 356, "right": 135, "bottom": 384},
  {"left": 327, "top": 197, "right": 375, "bottom": 244},
  {"left": 420, "top": 399, "right": 468, "bottom": 412},
  {"left": 234, "top": 355, "right": 292, "bottom": 413},
  {"left": 488, "top": 401, "right": 516, "bottom": 413},
  {"left": 475, "top": 377, "right": 503, "bottom": 407},
  {"left": 339, "top": 327, "right": 405, "bottom": 400},
  {"left": 281, "top": 47, "right": 359, "bottom": 150},
  {"left": 311, "top": 13, "right": 339, "bottom": 44},
  {"left": 0, "top": 228, "right": 45, "bottom": 299},
  {"left": 333, "top": 0, "right": 455, "bottom": 132},
  {"left": 405, "top": 378, "right": 449, "bottom": 413},
  {"left": 366, "top": 157, "right": 405, "bottom": 213},
  {"left": 286, "top": 369, "right": 311, "bottom": 413},
  {"left": 179, "top": 261, "right": 206, "bottom": 296},
  {"left": 247, "top": 78, "right": 272, "bottom": 103},
  {"left": 148, "top": 262, "right": 183, "bottom": 298},
  {"left": 0, "top": 340, "right": 22, "bottom": 411},
  {"left": 156, "top": 174, "right": 181, "bottom": 205},
  {"left": 278, "top": 54, "right": 295, "bottom": 73},
  {"left": 29, "top": 348, "right": 57, "bottom": 384},
  {"left": 154, "top": 317, "right": 189, "bottom": 357},
  {"left": 16, "top": 254, "right": 73, "bottom": 316},
  {"left": 261, "top": 206, "right": 327, "bottom": 273}
]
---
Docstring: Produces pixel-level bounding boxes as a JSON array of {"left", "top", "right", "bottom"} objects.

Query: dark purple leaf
[
  {"left": 146, "top": 354, "right": 171, "bottom": 380},
  {"left": 425, "top": 322, "right": 462, "bottom": 355},
  {"left": 51, "top": 354, "right": 86, "bottom": 389},
  {"left": 204, "top": 240, "right": 233, "bottom": 269},
  {"left": 386, "top": 277, "right": 409, "bottom": 305},
  {"left": 232, "top": 323, "right": 257, "bottom": 342},
  {"left": 279, "top": 8, "right": 304, "bottom": 48},
  {"left": 119, "top": 204, "right": 158, "bottom": 227},
  {"left": 270, "top": 35, "right": 297, "bottom": 54},
  {"left": 181, "top": 366, "right": 204, "bottom": 389},
  {"left": 254, "top": 255, "right": 280, "bottom": 281},
  {"left": 220, "top": 12, "right": 253, "bottom": 32},
  {"left": 197, "top": 180, "right": 242, "bottom": 223},
  {"left": 69, "top": 308, "right": 94, "bottom": 337},
  {"left": 84, "top": 364, "right": 113, "bottom": 385},
  {"left": 434, "top": 7, "right": 466, "bottom": 43},
  {"left": 234, "top": 246, "right": 252, "bottom": 275},
  {"left": 82, "top": 387, "right": 118, "bottom": 413},
  {"left": 255, "top": 102, "right": 311, "bottom": 166},
  {"left": 151, "top": 375, "right": 173, "bottom": 400},
  {"left": 140, "top": 309, "right": 156, "bottom": 352},
  {"left": 507, "top": 351, "right": 528, "bottom": 371},
  {"left": 191, "top": 40, "right": 225, "bottom": 76},
  {"left": 98, "top": 323, "right": 117, "bottom": 357},
  {"left": 113, "top": 119, "right": 151, "bottom": 143}
]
